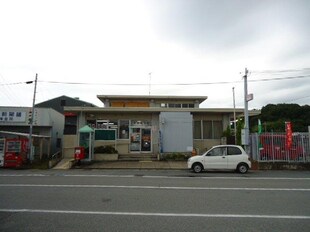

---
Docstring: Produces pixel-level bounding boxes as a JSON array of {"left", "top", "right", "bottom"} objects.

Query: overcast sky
[{"left": 0, "top": 0, "right": 309, "bottom": 109}]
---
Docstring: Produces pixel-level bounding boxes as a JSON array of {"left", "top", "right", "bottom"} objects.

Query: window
[
  {"left": 194, "top": 120, "right": 223, "bottom": 140},
  {"left": 119, "top": 120, "right": 129, "bottom": 139},
  {"left": 182, "top": 103, "right": 194, "bottom": 108},
  {"left": 194, "top": 121, "right": 202, "bottom": 139},
  {"left": 208, "top": 147, "right": 226, "bottom": 156},
  {"left": 213, "top": 121, "right": 223, "bottom": 139},
  {"left": 203, "top": 121, "right": 212, "bottom": 139},
  {"left": 64, "top": 116, "right": 77, "bottom": 135},
  {"left": 96, "top": 120, "right": 109, "bottom": 129},
  {"left": 168, "top": 103, "right": 181, "bottom": 108},
  {"left": 227, "top": 146, "right": 242, "bottom": 155}
]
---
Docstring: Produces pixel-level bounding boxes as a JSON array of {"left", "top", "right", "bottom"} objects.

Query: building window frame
[{"left": 194, "top": 120, "right": 223, "bottom": 140}]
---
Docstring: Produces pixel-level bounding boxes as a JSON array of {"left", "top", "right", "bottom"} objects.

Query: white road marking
[
  {"left": 0, "top": 208, "right": 309, "bottom": 219},
  {"left": 0, "top": 174, "right": 310, "bottom": 180},
  {"left": 0, "top": 184, "right": 309, "bottom": 191}
]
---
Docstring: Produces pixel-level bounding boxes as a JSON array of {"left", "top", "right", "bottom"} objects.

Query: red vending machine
[{"left": 4, "top": 138, "right": 28, "bottom": 168}]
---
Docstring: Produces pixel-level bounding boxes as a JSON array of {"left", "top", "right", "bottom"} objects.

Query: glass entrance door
[
  {"left": 130, "top": 128, "right": 141, "bottom": 152},
  {"left": 130, "top": 128, "right": 152, "bottom": 152},
  {"left": 141, "top": 128, "right": 151, "bottom": 152}
]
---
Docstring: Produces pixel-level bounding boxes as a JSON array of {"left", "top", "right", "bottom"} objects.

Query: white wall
[{"left": 159, "top": 112, "right": 193, "bottom": 152}]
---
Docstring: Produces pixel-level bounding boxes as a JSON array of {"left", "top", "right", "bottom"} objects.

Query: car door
[
  {"left": 226, "top": 146, "right": 243, "bottom": 169},
  {"left": 203, "top": 147, "right": 228, "bottom": 169}
]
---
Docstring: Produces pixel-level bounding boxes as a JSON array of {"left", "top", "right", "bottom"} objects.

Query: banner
[
  {"left": 258, "top": 119, "right": 263, "bottom": 150},
  {"left": 258, "top": 119, "right": 262, "bottom": 134},
  {"left": 285, "top": 122, "right": 293, "bottom": 150}
]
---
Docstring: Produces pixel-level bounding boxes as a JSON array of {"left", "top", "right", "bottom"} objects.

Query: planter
[{"left": 94, "top": 153, "right": 118, "bottom": 161}]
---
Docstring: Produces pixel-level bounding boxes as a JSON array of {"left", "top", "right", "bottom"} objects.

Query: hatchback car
[{"left": 187, "top": 145, "right": 251, "bottom": 173}]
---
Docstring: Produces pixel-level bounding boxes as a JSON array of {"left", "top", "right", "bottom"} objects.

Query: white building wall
[{"left": 159, "top": 112, "right": 193, "bottom": 152}]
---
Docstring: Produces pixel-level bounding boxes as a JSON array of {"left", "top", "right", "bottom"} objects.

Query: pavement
[{"left": 53, "top": 159, "right": 188, "bottom": 170}]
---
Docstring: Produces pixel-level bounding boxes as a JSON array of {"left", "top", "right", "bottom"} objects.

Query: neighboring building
[
  {"left": 0, "top": 106, "right": 64, "bottom": 156},
  {"left": 0, "top": 96, "right": 97, "bottom": 160},
  {"left": 62, "top": 95, "right": 260, "bottom": 159},
  {"left": 35, "top": 95, "right": 97, "bottom": 114}
]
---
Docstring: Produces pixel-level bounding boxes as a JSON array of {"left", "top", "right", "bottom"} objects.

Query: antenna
[{"left": 148, "top": 72, "right": 152, "bottom": 95}]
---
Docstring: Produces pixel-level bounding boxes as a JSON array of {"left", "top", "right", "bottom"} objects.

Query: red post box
[{"left": 74, "top": 147, "right": 85, "bottom": 160}]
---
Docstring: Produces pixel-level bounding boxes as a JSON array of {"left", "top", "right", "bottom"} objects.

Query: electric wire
[
  {"left": 38, "top": 74, "right": 310, "bottom": 86},
  {"left": 1, "top": 69, "right": 309, "bottom": 105},
  {"left": 0, "top": 73, "right": 21, "bottom": 105}
]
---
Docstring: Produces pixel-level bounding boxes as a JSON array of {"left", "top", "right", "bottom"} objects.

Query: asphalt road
[{"left": 0, "top": 169, "right": 309, "bottom": 232}]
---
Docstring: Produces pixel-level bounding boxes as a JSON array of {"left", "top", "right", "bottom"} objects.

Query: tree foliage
[{"left": 250, "top": 103, "right": 310, "bottom": 132}]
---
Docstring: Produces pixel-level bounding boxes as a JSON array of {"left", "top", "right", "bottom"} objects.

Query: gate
[{"left": 250, "top": 133, "right": 310, "bottom": 163}]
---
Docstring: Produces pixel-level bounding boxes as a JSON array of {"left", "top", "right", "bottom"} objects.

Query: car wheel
[
  {"left": 192, "top": 163, "right": 203, "bottom": 173},
  {"left": 237, "top": 163, "right": 248, "bottom": 174}
]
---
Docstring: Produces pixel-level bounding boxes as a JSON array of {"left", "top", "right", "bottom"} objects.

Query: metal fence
[{"left": 250, "top": 132, "right": 310, "bottom": 163}]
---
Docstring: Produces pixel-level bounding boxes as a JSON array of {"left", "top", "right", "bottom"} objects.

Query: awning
[{"left": 0, "top": 130, "right": 51, "bottom": 138}]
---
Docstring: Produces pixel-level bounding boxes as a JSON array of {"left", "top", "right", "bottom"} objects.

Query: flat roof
[
  {"left": 97, "top": 95, "right": 208, "bottom": 104},
  {"left": 64, "top": 106, "right": 261, "bottom": 116}
]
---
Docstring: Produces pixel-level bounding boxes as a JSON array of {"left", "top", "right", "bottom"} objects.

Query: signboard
[
  {"left": 95, "top": 129, "right": 116, "bottom": 141},
  {"left": 246, "top": 93, "right": 254, "bottom": 102},
  {"left": 0, "top": 111, "right": 26, "bottom": 122}
]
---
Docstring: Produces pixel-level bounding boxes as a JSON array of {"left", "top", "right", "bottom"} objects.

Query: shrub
[{"left": 94, "top": 145, "right": 118, "bottom": 154}]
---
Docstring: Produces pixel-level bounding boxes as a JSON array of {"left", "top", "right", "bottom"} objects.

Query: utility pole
[
  {"left": 232, "top": 87, "right": 236, "bottom": 145},
  {"left": 243, "top": 68, "right": 250, "bottom": 153},
  {"left": 28, "top": 73, "right": 38, "bottom": 162}
]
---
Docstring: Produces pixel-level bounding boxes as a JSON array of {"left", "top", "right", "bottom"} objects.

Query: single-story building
[{"left": 63, "top": 95, "right": 260, "bottom": 159}]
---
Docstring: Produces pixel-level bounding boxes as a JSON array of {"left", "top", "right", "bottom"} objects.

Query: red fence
[{"left": 250, "top": 133, "right": 310, "bottom": 163}]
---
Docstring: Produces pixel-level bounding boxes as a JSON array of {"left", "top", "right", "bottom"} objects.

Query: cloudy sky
[{"left": 0, "top": 0, "right": 309, "bottom": 109}]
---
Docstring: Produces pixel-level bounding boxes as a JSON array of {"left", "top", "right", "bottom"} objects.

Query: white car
[{"left": 188, "top": 145, "right": 251, "bottom": 174}]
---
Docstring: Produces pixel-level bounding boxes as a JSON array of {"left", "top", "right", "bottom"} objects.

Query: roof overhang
[
  {"left": 64, "top": 106, "right": 261, "bottom": 116},
  {"left": 97, "top": 95, "right": 208, "bottom": 104},
  {"left": 0, "top": 130, "right": 51, "bottom": 138}
]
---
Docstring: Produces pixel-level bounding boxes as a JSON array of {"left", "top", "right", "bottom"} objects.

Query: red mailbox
[{"left": 74, "top": 147, "right": 85, "bottom": 160}]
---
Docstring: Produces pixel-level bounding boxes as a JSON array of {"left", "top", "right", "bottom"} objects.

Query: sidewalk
[{"left": 73, "top": 160, "right": 188, "bottom": 170}]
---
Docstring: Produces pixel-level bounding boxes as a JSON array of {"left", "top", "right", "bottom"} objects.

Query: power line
[
  {"left": 286, "top": 95, "right": 310, "bottom": 103},
  {"left": 38, "top": 74, "right": 310, "bottom": 85},
  {"left": 251, "top": 68, "right": 310, "bottom": 74},
  {"left": 1, "top": 74, "right": 309, "bottom": 87},
  {"left": 248, "top": 75, "right": 310, "bottom": 83},
  {"left": 0, "top": 81, "right": 31, "bottom": 86}
]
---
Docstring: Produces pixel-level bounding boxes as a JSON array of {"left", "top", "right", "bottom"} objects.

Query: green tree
[
  {"left": 236, "top": 117, "right": 244, "bottom": 146},
  {"left": 250, "top": 103, "right": 310, "bottom": 132}
]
